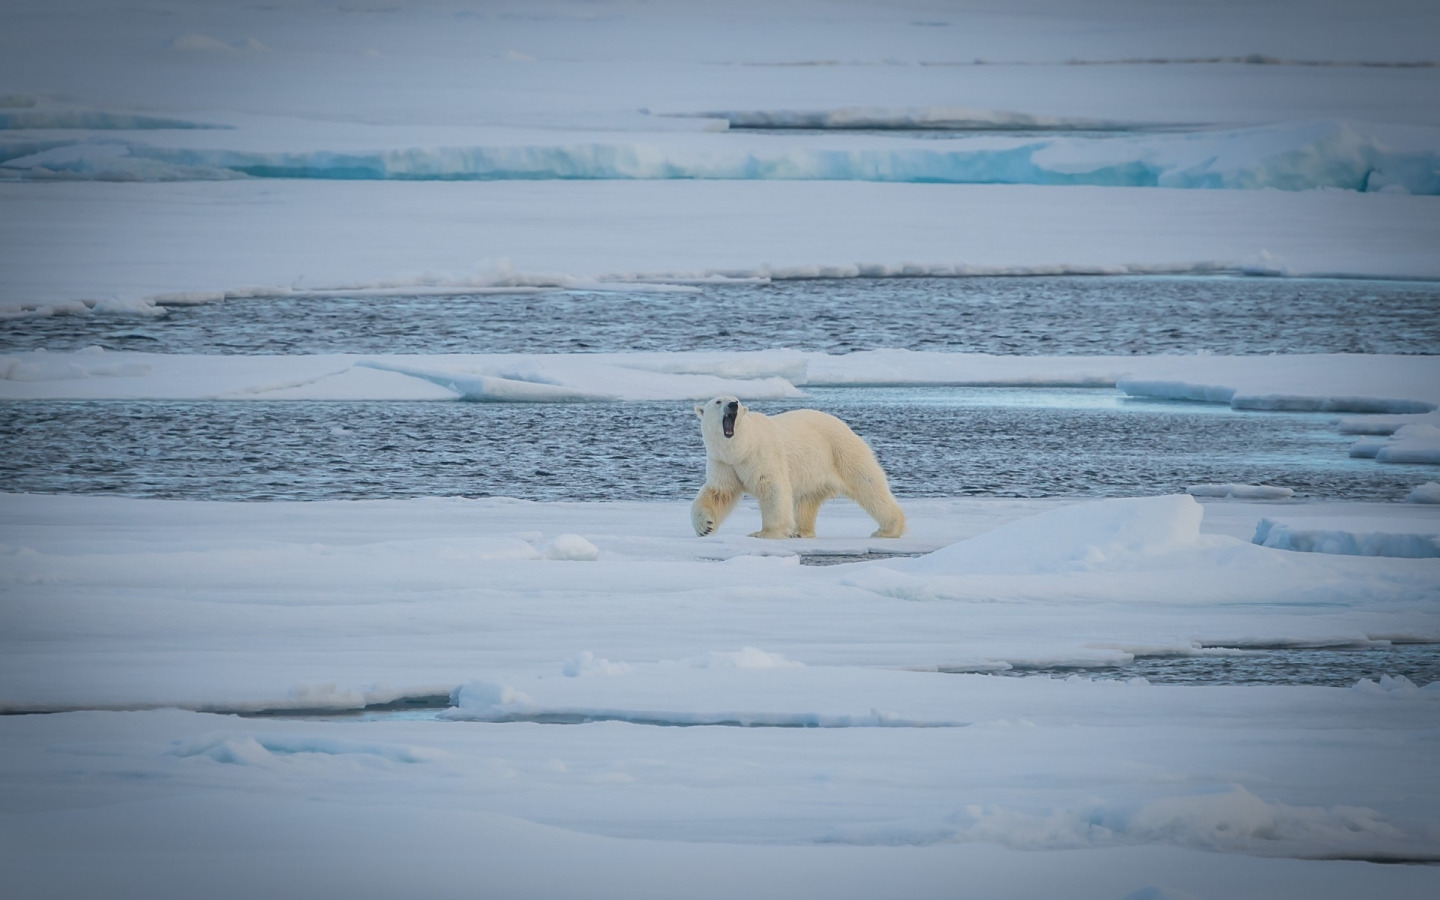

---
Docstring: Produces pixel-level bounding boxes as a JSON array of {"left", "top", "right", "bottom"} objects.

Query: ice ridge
[{"left": 5, "top": 120, "right": 1437, "bottom": 193}]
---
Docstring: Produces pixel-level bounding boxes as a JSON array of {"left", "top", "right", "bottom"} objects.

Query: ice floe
[
  {"left": 9, "top": 117, "right": 1439, "bottom": 194},
  {"left": 4, "top": 350, "right": 1436, "bottom": 417},
  {"left": 5, "top": 180, "right": 1438, "bottom": 319},
  {"left": 1406, "top": 482, "right": 1440, "bottom": 504},
  {"left": 1187, "top": 484, "right": 1295, "bottom": 500},
  {"left": 1253, "top": 516, "right": 1440, "bottom": 558},
  {"left": 2, "top": 482, "right": 1438, "bottom": 895},
  {"left": 1375, "top": 424, "right": 1440, "bottom": 465}
]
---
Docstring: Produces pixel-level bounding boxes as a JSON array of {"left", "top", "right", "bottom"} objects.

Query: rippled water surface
[
  {"left": 3, "top": 277, "right": 1434, "bottom": 502},
  {"left": 1, "top": 388, "right": 1428, "bottom": 502},
  {"left": 971, "top": 644, "right": 1440, "bottom": 688},
  {"left": 6, "top": 276, "right": 1439, "bottom": 356}
]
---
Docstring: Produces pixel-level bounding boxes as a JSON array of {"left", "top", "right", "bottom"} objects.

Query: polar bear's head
[{"left": 695, "top": 395, "right": 744, "bottom": 441}]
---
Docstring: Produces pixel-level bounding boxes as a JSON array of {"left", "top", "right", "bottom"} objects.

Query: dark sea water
[
  {"left": 4, "top": 276, "right": 1439, "bottom": 356},
  {"left": 0, "top": 388, "right": 1429, "bottom": 502},
  {"left": 2, "top": 276, "right": 1435, "bottom": 502},
  {"left": 970, "top": 644, "right": 1440, "bottom": 688}
]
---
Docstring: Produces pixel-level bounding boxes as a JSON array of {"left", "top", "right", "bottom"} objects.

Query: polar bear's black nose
[{"left": 725, "top": 401, "right": 738, "bottom": 415}]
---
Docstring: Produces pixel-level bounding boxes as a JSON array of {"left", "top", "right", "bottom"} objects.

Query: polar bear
[{"left": 691, "top": 396, "right": 906, "bottom": 539}]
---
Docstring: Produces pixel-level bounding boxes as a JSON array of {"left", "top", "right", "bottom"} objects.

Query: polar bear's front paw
[
  {"left": 749, "top": 528, "right": 797, "bottom": 539},
  {"left": 693, "top": 510, "right": 716, "bottom": 537}
]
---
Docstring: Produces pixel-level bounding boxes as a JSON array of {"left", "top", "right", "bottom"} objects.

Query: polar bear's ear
[{"left": 694, "top": 403, "right": 705, "bottom": 417}]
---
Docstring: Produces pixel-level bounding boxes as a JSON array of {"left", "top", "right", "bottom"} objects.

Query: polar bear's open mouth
[{"left": 722, "top": 401, "right": 738, "bottom": 438}]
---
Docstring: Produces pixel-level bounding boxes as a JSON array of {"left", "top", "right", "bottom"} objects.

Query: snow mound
[
  {"left": 1349, "top": 437, "right": 1389, "bottom": 459},
  {"left": 561, "top": 651, "right": 631, "bottom": 677},
  {"left": 543, "top": 534, "right": 599, "bottom": 561},
  {"left": 1351, "top": 674, "right": 1428, "bottom": 697},
  {"left": 680, "top": 647, "right": 802, "bottom": 669},
  {"left": 1187, "top": 483, "right": 1294, "bottom": 500},
  {"left": 1375, "top": 424, "right": 1440, "bottom": 465},
  {"left": 900, "top": 495, "right": 1205, "bottom": 576},
  {"left": 171, "top": 733, "right": 444, "bottom": 766},
  {"left": 1336, "top": 412, "right": 1434, "bottom": 435},
  {"left": 1253, "top": 518, "right": 1440, "bottom": 558},
  {"left": 1406, "top": 482, "right": 1440, "bottom": 504},
  {"left": 446, "top": 682, "right": 534, "bottom": 719},
  {"left": 1353, "top": 426, "right": 1440, "bottom": 464}
]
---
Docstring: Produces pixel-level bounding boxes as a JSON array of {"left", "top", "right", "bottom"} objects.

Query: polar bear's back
[{"left": 768, "top": 408, "right": 884, "bottom": 491}]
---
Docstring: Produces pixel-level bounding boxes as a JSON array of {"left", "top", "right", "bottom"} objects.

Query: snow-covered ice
[
  {"left": 7, "top": 116, "right": 1440, "bottom": 194},
  {"left": 2, "top": 491, "right": 1439, "bottom": 899},
  {"left": 1376, "top": 425, "right": 1440, "bottom": 465},
  {"left": 1253, "top": 515, "right": 1440, "bottom": 558},
  {"left": 1407, "top": 483, "right": 1440, "bottom": 504},
  {"left": 3, "top": 492, "right": 1436, "bottom": 708},
  {"left": 2, "top": 349, "right": 1437, "bottom": 413},
  {"left": 4, "top": 180, "right": 1438, "bottom": 318},
  {"left": 1187, "top": 484, "right": 1295, "bottom": 500}
]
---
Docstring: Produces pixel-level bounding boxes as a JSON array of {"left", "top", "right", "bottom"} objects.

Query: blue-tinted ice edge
[{"left": 4, "top": 120, "right": 1438, "bottom": 193}]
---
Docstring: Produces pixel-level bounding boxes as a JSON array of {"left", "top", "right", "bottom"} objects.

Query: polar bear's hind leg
[
  {"left": 843, "top": 466, "right": 907, "bottom": 539},
  {"left": 793, "top": 492, "right": 832, "bottom": 539},
  {"left": 866, "top": 499, "right": 907, "bottom": 539}
]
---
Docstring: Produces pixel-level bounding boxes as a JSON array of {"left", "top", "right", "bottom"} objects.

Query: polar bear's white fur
[{"left": 691, "top": 396, "right": 906, "bottom": 539}]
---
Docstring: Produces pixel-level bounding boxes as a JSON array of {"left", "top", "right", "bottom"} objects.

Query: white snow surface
[{"left": 2, "top": 491, "right": 1439, "bottom": 898}]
